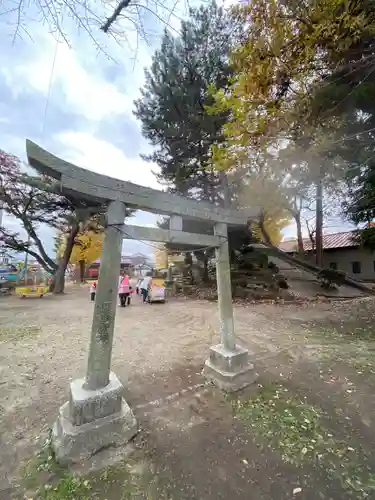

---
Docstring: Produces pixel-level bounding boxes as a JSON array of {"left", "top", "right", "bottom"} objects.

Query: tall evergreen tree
[{"left": 134, "top": 1, "right": 238, "bottom": 204}]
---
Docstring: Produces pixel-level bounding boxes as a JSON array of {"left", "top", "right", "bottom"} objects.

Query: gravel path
[{"left": 1, "top": 288, "right": 374, "bottom": 493}]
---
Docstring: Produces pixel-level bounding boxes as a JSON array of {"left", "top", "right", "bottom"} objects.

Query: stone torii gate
[{"left": 26, "top": 140, "right": 258, "bottom": 464}]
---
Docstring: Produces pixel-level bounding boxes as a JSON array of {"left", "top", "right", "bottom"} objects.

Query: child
[
  {"left": 136, "top": 277, "right": 142, "bottom": 296},
  {"left": 129, "top": 276, "right": 137, "bottom": 294},
  {"left": 90, "top": 281, "right": 97, "bottom": 302}
]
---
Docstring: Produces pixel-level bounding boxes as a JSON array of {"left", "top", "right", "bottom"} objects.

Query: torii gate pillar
[
  {"left": 203, "top": 222, "right": 257, "bottom": 391},
  {"left": 52, "top": 200, "right": 137, "bottom": 464}
]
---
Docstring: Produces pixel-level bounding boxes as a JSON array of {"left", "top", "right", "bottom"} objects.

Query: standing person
[
  {"left": 140, "top": 273, "right": 152, "bottom": 303},
  {"left": 129, "top": 275, "right": 137, "bottom": 294},
  {"left": 129, "top": 275, "right": 136, "bottom": 302},
  {"left": 89, "top": 281, "right": 97, "bottom": 302},
  {"left": 118, "top": 273, "right": 131, "bottom": 307}
]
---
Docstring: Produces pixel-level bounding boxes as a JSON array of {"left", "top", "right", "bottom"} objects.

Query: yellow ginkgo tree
[
  {"left": 212, "top": 0, "right": 375, "bottom": 150},
  {"left": 57, "top": 226, "right": 103, "bottom": 282},
  {"left": 208, "top": 0, "right": 375, "bottom": 257},
  {"left": 71, "top": 231, "right": 103, "bottom": 282},
  {"left": 207, "top": 0, "right": 375, "bottom": 164},
  {"left": 226, "top": 146, "right": 292, "bottom": 244}
]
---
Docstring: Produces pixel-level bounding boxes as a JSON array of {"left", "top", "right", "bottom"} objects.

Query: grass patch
[
  {"left": 235, "top": 385, "right": 375, "bottom": 498},
  {"left": 303, "top": 327, "right": 375, "bottom": 375},
  {"left": 319, "top": 326, "right": 375, "bottom": 343},
  {"left": 22, "top": 433, "right": 162, "bottom": 500},
  {"left": 90, "top": 460, "right": 158, "bottom": 499},
  {"left": 38, "top": 475, "right": 91, "bottom": 500},
  {"left": 0, "top": 325, "right": 41, "bottom": 342},
  {"left": 22, "top": 431, "right": 65, "bottom": 492},
  {"left": 320, "top": 349, "right": 375, "bottom": 376},
  {"left": 24, "top": 460, "right": 161, "bottom": 500}
]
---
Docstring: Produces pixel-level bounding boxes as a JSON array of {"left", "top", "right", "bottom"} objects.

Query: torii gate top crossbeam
[{"left": 26, "top": 140, "right": 257, "bottom": 225}]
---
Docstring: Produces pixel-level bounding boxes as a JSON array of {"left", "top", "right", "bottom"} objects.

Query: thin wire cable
[
  {"left": 241, "top": 124, "right": 375, "bottom": 150},
  {"left": 118, "top": 224, "right": 226, "bottom": 253},
  {"left": 41, "top": 37, "right": 59, "bottom": 138},
  {"left": 316, "top": 52, "right": 375, "bottom": 92},
  {"left": 325, "top": 63, "right": 375, "bottom": 117},
  {"left": 41, "top": 122, "right": 375, "bottom": 204},
  {"left": 329, "top": 125, "right": 375, "bottom": 146},
  {"left": 41, "top": 10, "right": 65, "bottom": 138},
  {"left": 109, "top": 223, "right": 228, "bottom": 253}
]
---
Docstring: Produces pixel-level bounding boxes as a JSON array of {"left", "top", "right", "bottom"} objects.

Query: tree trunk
[
  {"left": 79, "top": 259, "right": 86, "bottom": 282},
  {"left": 184, "top": 252, "right": 193, "bottom": 267},
  {"left": 219, "top": 171, "right": 231, "bottom": 209},
  {"left": 294, "top": 213, "right": 304, "bottom": 254},
  {"left": 315, "top": 177, "right": 323, "bottom": 267},
  {"left": 194, "top": 249, "right": 211, "bottom": 283},
  {"left": 259, "top": 211, "right": 272, "bottom": 244},
  {"left": 202, "top": 254, "right": 209, "bottom": 283},
  {"left": 183, "top": 252, "right": 193, "bottom": 284},
  {"left": 52, "top": 222, "right": 79, "bottom": 294}
]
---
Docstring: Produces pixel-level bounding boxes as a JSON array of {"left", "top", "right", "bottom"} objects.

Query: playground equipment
[
  {"left": 148, "top": 276, "right": 166, "bottom": 304},
  {"left": 16, "top": 267, "right": 50, "bottom": 298},
  {"left": 0, "top": 265, "right": 20, "bottom": 295},
  {"left": 0, "top": 277, "right": 13, "bottom": 295},
  {"left": 148, "top": 284, "right": 166, "bottom": 303}
]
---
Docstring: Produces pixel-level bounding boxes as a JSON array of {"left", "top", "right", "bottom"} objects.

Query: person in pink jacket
[{"left": 118, "top": 274, "right": 131, "bottom": 307}]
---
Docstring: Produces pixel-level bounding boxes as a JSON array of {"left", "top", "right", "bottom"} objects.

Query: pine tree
[{"left": 134, "top": 1, "right": 239, "bottom": 204}]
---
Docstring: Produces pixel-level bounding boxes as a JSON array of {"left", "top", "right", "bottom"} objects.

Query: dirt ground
[{"left": 1, "top": 287, "right": 375, "bottom": 499}]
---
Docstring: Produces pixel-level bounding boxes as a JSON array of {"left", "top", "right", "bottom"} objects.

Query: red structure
[{"left": 86, "top": 256, "right": 134, "bottom": 279}]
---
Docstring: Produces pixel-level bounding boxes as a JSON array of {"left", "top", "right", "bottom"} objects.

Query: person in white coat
[{"left": 140, "top": 274, "right": 152, "bottom": 303}]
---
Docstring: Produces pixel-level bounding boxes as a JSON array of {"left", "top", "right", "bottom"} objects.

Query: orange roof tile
[{"left": 279, "top": 231, "right": 357, "bottom": 252}]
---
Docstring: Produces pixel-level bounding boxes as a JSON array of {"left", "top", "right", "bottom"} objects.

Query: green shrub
[{"left": 318, "top": 268, "right": 346, "bottom": 289}]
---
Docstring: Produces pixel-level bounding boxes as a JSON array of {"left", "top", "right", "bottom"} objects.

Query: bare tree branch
[
  {"left": 0, "top": 226, "right": 56, "bottom": 273},
  {"left": 101, "top": 0, "right": 132, "bottom": 33},
  {"left": 2, "top": 0, "right": 191, "bottom": 50}
]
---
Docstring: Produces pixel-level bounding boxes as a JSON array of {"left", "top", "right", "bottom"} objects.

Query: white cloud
[
  {"left": 282, "top": 224, "right": 298, "bottom": 240},
  {"left": 0, "top": 7, "right": 154, "bottom": 124},
  {"left": 56, "top": 131, "right": 160, "bottom": 189},
  {"left": 0, "top": 2, "right": 191, "bottom": 260},
  {"left": 0, "top": 134, "right": 25, "bottom": 158},
  {"left": 7, "top": 38, "right": 147, "bottom": 122}
]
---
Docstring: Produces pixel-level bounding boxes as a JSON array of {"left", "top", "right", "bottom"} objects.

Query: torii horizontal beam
[
  {"left": 121, "top": 224, "right": 223, "bottom": 247},
  {"left": 26, "top": 140, "right": 258, "bottom": 225}
]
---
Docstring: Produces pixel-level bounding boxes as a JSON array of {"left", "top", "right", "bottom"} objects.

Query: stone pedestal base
[
  {"left": 203, "top": 344, "right": 257, "bottom": 392},
  {"left": 52, "top": 372, "right": 137, "bottom": 464}
]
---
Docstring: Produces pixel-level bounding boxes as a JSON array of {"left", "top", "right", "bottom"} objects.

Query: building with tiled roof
[
  {"left": 279, "top": 231, "right": 356, "bottom": 253},
  {"left": 279, "top": 231, "right": 375, "bottom": 281}
]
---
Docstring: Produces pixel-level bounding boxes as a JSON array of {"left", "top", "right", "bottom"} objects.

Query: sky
[
  {"left": 0, "top": 0, "right": 353, "bottom": 264},
  {"left": 0, "top": 0, "right": 189, "bottom": 260}
]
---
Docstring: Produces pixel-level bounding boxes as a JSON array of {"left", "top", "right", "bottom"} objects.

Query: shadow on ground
[
  {"left": 17, "top": 356, "right": 375, "bottom": 500},
  {"left": 4, "top": 294, "right": 375, "bottom": 499}
]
